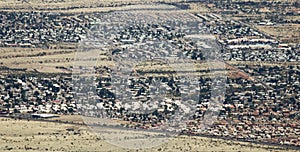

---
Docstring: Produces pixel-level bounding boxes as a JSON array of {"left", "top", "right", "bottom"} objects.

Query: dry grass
[
  {"left": 0, "top": 0, "right": 210, "bottom": 14},
  {"left": 0, "top": 117, "right": 127, "bottom": 151},
  {"left": 0, "top": 117, "right": 297, "bottom": 151},
  {"left": 0, "top": 0, "right": 183, "bottom": 12},
  {"left": 256, "top": 24, "right": 300, "bottom": 44},
  {"left": 0, "top": 47, "right": 76, "bottom": 73},
  {"left": 0, "top": 47, "right": 227, "bottom": 76}
]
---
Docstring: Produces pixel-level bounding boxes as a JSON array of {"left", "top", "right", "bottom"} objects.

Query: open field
[
  {"left": 0, "top": 0, "right": 209, "bottom": 13},
  {"left": 0, "top": 0, "right": 157, "bottom": 10},
  {"left": 0, "top": 47, "right": 227, "bottom": 78},
  {"left": 0, "top": 117, "right": 298, "bottom": 151},
  {"left": 0, "top": 47, "right": 76, "bottom": 73},
  {"left": 256, "top": 24, "right": 300, "bottom": 44}
]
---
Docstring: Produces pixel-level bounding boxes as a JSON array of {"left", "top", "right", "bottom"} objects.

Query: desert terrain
[{"left": 0, "top": 116, "right": 298, "bottom": 151}]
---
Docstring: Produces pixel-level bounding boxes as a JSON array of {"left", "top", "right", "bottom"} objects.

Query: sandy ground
[{"left": 0, "top": 117, "right": 298, "bottom": 152}]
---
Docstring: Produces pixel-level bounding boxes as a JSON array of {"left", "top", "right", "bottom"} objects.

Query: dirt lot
[{"left": 0, "top": 117, "right": 297, "bottom": 151}]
